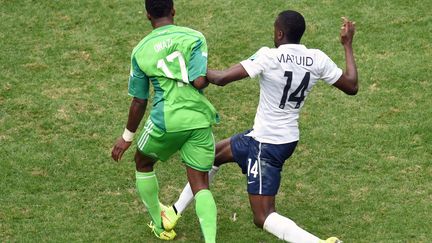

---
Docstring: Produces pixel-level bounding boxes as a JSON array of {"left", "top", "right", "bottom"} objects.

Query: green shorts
[{"left": 136, "top": 119, "right": 215, "bottom": 172}]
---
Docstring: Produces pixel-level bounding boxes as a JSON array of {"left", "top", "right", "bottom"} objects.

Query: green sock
[
  {"left": 135, "top": 171, "right": 163, "bottom": 232},
  {"left": 195, "top": 189, "right": 217, "bottom": 243}
]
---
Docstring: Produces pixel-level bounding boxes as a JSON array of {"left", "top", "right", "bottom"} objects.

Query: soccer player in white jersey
[{"left": 161, "top": 10, "right": 358, "bottom": 243}]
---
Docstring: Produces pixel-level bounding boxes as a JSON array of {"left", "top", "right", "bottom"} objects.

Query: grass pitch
[{"left": 1, "top": 0, "right": 431, "bottom": 242}]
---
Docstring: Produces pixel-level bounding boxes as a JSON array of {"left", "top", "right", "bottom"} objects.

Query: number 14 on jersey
[{"left": 279, "top": 71, "right": 310, "bottom": 109}]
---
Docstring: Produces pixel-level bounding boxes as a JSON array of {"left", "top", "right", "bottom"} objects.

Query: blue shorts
[{"left": 230, "top": 130, "right": 298, "bottom": 196}]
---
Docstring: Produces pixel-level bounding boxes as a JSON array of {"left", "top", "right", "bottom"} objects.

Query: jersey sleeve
[
  {"left": 188, "top": 35, "right": 208, "bottom": 82},
  {"left": 128, "top": 55, "right": 150, "bottom": 99},
  {"left": 240, "top": 47, "right": 273, "bottom": 78},
  {"left": 317, "top": 51, "right": 343, "bottom": 85}
]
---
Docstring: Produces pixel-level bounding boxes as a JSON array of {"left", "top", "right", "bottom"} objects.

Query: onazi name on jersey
[{"left": 154, "top": 38, "right": 173, "bottom": 53}]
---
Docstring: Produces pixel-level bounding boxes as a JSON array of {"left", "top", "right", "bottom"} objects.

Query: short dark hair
[
  {"left": 277, "top": 10, "right": 306, "bottom": 43},
  {"left": 145, "top": 0, "right": 173, "bottom": 18}
]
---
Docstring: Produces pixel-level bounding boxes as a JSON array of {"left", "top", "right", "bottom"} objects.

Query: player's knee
[{"left": 134, "top": 150, "right": 155, "bottom": 172}]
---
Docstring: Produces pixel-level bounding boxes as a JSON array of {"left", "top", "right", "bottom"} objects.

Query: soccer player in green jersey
[{"left": 111, "top": 0, "right": 218, "bottom": 241}]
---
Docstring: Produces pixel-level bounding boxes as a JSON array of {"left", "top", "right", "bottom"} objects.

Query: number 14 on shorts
[{"left": 247, "top": 158, "right": 259, "bottom": 179}]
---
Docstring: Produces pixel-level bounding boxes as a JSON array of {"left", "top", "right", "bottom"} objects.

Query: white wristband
[{"left": 122, "top": 128, "right": 135, "bottom": 142}]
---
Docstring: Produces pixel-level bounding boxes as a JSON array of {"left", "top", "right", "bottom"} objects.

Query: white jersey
[{"left": 240, "top": 44, "right": 342, "bottom": 144}]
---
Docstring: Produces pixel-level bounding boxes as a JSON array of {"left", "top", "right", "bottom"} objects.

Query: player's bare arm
[
  {"left": 207, "top": 63, "right": 249, "bottom": 86},
  {"left": 111, "top": 97, "right": 148, "bottom": 162},
  {"left": 333, "top": 17, "right": 359, "bottom": 95}
]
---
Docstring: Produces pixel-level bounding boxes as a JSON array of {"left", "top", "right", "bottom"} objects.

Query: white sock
[
  {"left": 263, "top": 212, "right": 321, "bottom": 243},
  {"left": 174, "top": 166, "right": 219, "bottom": 214}
]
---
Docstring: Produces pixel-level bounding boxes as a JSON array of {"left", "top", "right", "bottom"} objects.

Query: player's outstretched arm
[
  {"left": 333, "top": 17, "right": 359, "bottom": 95},
  {"left": 111, "top": 97, "right": 148, "bottom": 162},
  {"left": 207, "top": 63, "right": 249, "bottom": 86}
]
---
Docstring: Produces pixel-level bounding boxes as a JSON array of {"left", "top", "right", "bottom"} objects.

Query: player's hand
[
  {"left": 340, "top": 17, "right": 355, "bottom": 46},
  {"left": 111, "top": 137, "right": 132, "bottom": 162}
]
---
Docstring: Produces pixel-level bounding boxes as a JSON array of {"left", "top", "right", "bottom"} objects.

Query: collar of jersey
[
  {"left": 153, "top": 24, "right": 175, "bottom": 32},
  {"left": 278, "top": 44, "right": 306, "bottom": 49}
]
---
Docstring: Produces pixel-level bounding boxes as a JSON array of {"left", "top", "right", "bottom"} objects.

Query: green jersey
[{"left": 128, "top": 25, "right": 219, "bottom": 132}]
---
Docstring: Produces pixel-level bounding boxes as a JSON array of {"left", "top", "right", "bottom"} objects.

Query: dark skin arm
[
  {"left": 111, "top": 97, "right": 147, "bottom": 162},
  {"left": 207, "top": 64, "right": 250, "bottom": 86},
  {"left": 333, "top": 17, "right": 359, "bottom": 95}
]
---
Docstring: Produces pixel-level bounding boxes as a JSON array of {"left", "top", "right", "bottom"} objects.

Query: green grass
[{"left": 1, "top": 0, "right": 431, "bottom": 242}]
